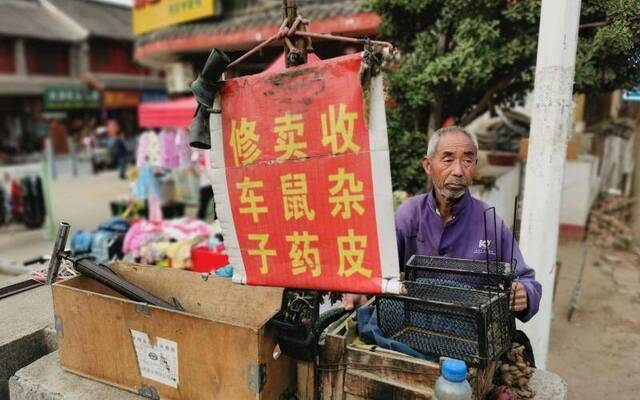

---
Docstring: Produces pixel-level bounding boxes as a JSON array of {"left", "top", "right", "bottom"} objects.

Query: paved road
[{"left": 0, "top": 170, "right": 130, "bottom": 282}]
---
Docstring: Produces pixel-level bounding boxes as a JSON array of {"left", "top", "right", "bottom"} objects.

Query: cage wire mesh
[
  {"left": 376, "top": 255, "right": 514, "bottom": 366},
  {"left": 405, "top": 255, "right": 513, "bottom": 292}
]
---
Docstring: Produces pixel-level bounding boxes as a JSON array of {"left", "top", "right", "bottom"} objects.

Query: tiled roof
[
  {"left": 0, "top": 74, "right": 82, "bottom": 95},
  {"left": 47, "top": 0, "right": 132, "bottom": 40},
  {"left": 0, "top": 0, "right": 81, "bottom": 41},
  {"left": 88, "top": 73, "right": 165, "bottom": 90},
  {"left": 137, "top": 0, "right": 367, "bottom": 46}
]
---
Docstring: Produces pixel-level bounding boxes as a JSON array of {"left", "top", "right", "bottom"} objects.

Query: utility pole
[{"left": 519, "top": 0, "right": 582, "bottom": 369}]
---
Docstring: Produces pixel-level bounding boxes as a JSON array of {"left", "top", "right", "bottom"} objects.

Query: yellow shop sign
[{"left": 133, "top": 0, "right": 217, "bottom": 36}]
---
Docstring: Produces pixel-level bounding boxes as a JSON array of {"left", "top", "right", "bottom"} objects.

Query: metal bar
[
  {"left": 567, "top": 245, "right": 589, "bottom": 322},
  {"left": 46, "top": 222, "right": 70, "bottom": 285},
  {"left": 491, "top": 207, "right": 499, "bottom": 267},
  {"left": 483, "top": 209, "right": 490, "bottom": 272},
  {"left": 511, "top": 196, "right": 518, "bottom": 266},
  {"left": 0, "top": 279, "right": 43, "bottom": 300},
  {"left": 292, "top": 31, "right": 394, "bottom": 50},
  {"left": 74, "top": 258, "right": 180, "bottom": 310},
  {"left": 226, "top": 22, "right": 286, "bottom": 70}
]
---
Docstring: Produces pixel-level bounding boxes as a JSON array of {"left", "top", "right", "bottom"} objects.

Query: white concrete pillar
[
  {"left": 519, "top": 0, "right": 582, "bottom": 369},
  {"left": 14, "top": 39, "right": 27, "bottom": 75}
]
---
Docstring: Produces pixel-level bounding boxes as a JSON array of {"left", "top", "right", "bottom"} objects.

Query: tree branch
[
  {"left": 579, "top": 20, "right": 607, "bottom": 29},
  {"left": 460, "top": 74, "right": 517, "bottom": 126}
]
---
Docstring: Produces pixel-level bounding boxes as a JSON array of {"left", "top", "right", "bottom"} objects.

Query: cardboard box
[
  {"left": 519, "top": 137, "right": 579, "bottom": 160},
  {"left": 52, "top": 262, "right": 294, "bottom": 400}
]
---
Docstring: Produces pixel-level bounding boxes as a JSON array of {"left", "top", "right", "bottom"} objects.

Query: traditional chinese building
[
  {"left": 133, "top": 0, "right": 381, "bottom": 80},
  {"left": 0, "top": 0, "right": 163, "bottom": 158}
]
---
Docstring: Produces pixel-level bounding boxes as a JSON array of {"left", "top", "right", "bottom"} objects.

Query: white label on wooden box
[{"left": 130, "top": 329, "right": 179, "bottom": 388}]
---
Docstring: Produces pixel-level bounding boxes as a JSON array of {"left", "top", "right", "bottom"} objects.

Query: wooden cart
[{"left": 316, "top": 309, "right": 495, "bottom": 400}]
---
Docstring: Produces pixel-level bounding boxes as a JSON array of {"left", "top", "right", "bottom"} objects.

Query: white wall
[
  {"left": 559, "top": 156, "right": 600, "bottom": 227},
  {"left": 470, "top": 163, "right": 521, "bottom": 229}
]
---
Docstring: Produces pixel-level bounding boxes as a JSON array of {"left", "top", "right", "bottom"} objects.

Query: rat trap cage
[{"left": 376, "top": 209, "right": 516, "bottom": 367}]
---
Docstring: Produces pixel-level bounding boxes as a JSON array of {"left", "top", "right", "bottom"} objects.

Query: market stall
[
  {"left": 37, "top": 12, "right": 567, "bottom": 400},
  {"left": 63, "top": 94, "right": 228, "bottom": 274}
]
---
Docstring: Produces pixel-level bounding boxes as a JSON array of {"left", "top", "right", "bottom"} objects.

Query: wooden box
[
  {"left": 318, "top": 311, "right": 494, "bottom": 400},
  {"left": 51, "top": 262, "right": 295, "bottom": 400}
]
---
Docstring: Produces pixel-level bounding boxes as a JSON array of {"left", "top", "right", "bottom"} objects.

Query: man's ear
[{"left": 422, "top": 156, "right": 431, "bottom": 176}]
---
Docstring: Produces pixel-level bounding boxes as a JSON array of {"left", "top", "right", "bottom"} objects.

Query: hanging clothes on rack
[
  {"left": 136, "top": 130, "right": 161, "bottom": 169},
  {"left": 10, "top": 179, "right": 22, "bottom": 223},
  {"left": 176, "top": 128, "right": 192, "bottom": 169},
  {"left": 134, "top": 164, "right": 163, "bottom": 222},
  {"left": 0, "top": 184, "right": 7, "bottom": 225},
  {"left": 0, "top": 168, "right": 47, "bottom": 229},
  {"left": 159, "top": 129, "right": 180, "bottom": 170},
  {"left": 21, "top": 175, "right": 46, "bottom": 229}
]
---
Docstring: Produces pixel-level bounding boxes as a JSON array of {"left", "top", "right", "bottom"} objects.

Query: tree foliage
[{"left": 369, "top": 0, "right": 640, "bottom": 193}]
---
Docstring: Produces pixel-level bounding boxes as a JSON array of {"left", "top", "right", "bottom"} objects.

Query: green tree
[{"left": 369, "top": 0, "right": 640, "bottom": 193}]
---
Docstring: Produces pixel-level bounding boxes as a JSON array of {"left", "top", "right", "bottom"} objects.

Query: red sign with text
[{"left": 217, "top": 53, "right": 392, "bottom": 293}]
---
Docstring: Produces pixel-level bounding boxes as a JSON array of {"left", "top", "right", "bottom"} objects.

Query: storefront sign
[
  {"left": 211, "top": 53, "right": 399, "bottom": 294},
  {"left": 140, "top": 90, "right": 169, "bottom": 103},
  {"left": 103, "top": 91, "right": 140, "bottom": 108},
  {"left": 133, "top": 0, "right": 217, "bottom": 36},
  {"left": 44, "top": 87, "right": 100, "bottom": 110},
  {"left": 622, "top": 90, "right": 640, "bottom": 102}
]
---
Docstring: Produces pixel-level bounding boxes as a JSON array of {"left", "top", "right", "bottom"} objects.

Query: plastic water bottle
[{"left": 433, "top": 359, "right": 472, "bottom": 400}]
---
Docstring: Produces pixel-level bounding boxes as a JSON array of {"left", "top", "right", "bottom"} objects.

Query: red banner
[{"left": 211, "top": 53, "right": 399, "bottom": 293}]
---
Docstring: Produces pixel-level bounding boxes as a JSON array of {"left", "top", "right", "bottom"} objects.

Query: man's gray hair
[{"left": 426, "top": 126, "right": 479, "bottom": 159}]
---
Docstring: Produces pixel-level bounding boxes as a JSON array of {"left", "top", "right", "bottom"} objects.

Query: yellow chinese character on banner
[
  {"left": 328, "top": 168, "right": 365, "bottom": 219},
  {"left": 281, "top": 173, "right": 315, "bottom": 221},
  {"left": 321, "top": 103, "right": 360, "bottom": 154},
  {"left": 337, "top": 229, "right": 372, "bottom": 278},
  {"left": 274, "top": 113, "right": 306, "bottom": 160},
  {"left": 247, "top": 234, "right": 276, "bottom": 274},
  {"left": 286, "top": 231, "right": 321, "bottom": 277},
  {"left": 230, "top": 118, "right": 261, "bottom": 166},
  {"left": 237, "top": 177, "right": 267, "bottom": 223}
]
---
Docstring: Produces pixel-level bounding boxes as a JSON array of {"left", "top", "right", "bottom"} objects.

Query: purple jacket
[{"left": 395, "top": 190, "right": 542, "bottom": 322}]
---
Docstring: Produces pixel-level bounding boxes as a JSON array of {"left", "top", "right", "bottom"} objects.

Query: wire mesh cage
[
  {"left": 405, "top": 255, "right": 514, "bottom": 292},
  {"left": 376, "top": 255, "right": 515, "bottom": 367},
  {"left": 376, "top": 282, "right": 511, "bottom": 366}
]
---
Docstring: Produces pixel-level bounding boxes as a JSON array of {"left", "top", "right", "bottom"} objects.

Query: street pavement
[{"left": 0, "top": 170, "right": 130, "bottom": 282}]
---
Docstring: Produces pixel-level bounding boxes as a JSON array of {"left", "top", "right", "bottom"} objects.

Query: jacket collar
[{"left": 426, "top": 187, "right": 471, "bottom": 219}]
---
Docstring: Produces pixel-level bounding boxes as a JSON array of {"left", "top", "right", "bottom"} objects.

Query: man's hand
[
  {"left": 510, "top": 282, "right": 528, "bottom": 312},
  {"left": 342, "top": 294, "right": 369, "bottom": 311}
]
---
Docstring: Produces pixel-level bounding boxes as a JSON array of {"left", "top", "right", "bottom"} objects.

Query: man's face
[{"left": 423, "top": 132, "right": 477, "bottom": 200}]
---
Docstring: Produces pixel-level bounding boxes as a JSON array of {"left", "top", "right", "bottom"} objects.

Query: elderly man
[{"left": 346, "top": 126, "right": 541, "bottom": 322}]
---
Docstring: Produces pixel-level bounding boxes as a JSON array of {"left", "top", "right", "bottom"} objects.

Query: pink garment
[
  {"left": 136, "top": 131, "right": 161, "bottom": 168},
  {"left": 123, "top": 218, "right": 212, "bottom": 259},
  {"left": 148, "top": 196, "right": 163, "bottom": 222},
  {"left": 159, "top": 130, "right": 179, "bottom": 169},
  {"left": 176, "top": 129, "right": 192, "bottom": 168},
  {"left": 162, "top": 218, "right": 211, "bottom": 240},
  {"left": 123, "top": 219, "right": 164, "bottom": 258}
]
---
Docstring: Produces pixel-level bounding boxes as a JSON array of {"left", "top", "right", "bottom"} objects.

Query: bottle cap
[{"left": 442, "top": 359, "right": 467, "bottom": 383}]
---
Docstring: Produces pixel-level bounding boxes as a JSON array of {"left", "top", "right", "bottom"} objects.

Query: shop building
[
  {"left": 133, "top": 0, "right": 380, "bottom": 89},
  {"left": 0, "top": 0, "right": 164, "bottom": 160}
]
